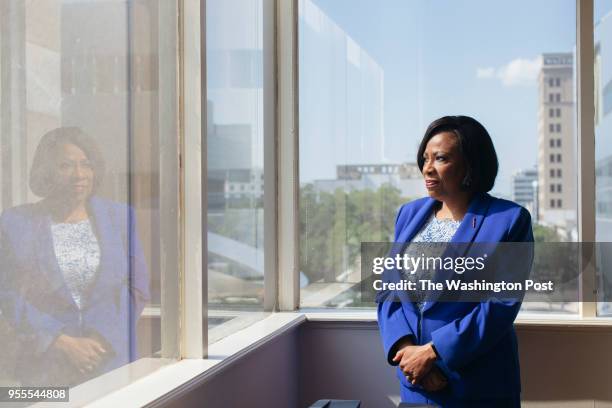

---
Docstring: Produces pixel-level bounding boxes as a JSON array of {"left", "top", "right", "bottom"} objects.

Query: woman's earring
[{"left": 462, "top": 175, "right": 472, "bottom": 190}]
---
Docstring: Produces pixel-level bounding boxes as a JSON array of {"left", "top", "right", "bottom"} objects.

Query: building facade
[
  {"left": 512, "top": 167, "right": 538, "bottom": 210},
  {"left": 537, "top": 52, "right": 576, "bottom": 230},
  {"left": 313, "top": 162, "right": 425, "bottom": 199}
]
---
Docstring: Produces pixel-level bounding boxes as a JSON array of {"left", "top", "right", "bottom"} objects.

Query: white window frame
[
  {"left": 181, "top": 0, "right": 205, "bottom": 358},
  {"left": 188, "top": 0, "right": 279, "bottom": 356}
]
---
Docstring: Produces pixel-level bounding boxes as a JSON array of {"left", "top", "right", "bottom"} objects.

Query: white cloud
[{"left": 476, "top": 57, "right": 542, "bottom": 87}]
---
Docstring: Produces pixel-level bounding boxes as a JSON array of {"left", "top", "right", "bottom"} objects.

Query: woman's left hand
[{"left": 393, "top": 343, "right": 438, "bottom": 385}]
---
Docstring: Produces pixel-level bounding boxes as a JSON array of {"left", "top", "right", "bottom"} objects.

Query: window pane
[
  {"left": 595, "top": 1, "right": 612, "bottom": 316},
  {"left": 298, "top": 0, "right": 577, "bottom": 312},
  {"left": 0, "top": 0, "right": 179, "bottom": 398},
  {"left": 206, "top": 0, "right": 271, "bottom": 343}
]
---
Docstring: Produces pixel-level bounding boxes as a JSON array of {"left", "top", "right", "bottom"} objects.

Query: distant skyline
[{"left": 299, "top": 0, "right": 579, "bottom": 197}]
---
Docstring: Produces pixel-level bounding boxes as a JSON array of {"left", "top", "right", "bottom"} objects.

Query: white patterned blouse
[
  {"left": 51, "top": 219, "right": 101, "bottom": 310},
  {"left": 406, "top": 213, "right": 462, "bottom": 311}
]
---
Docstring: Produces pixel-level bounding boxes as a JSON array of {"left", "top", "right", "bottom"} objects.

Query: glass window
[
  {"left": 557, "top": 138, "right": 562, "bottom": 147},
  {"left": 595, "top": 0, "right": 612, "bottom": 315},
  {"left": 298, "top": 0, "right": 577, "bottom": 310},
  {"left": 206, "top": 0, "right": 271, "bottom": 343},
  {"left": 550, "top": 169, "right": 555, "bottom": 177},
  {"left": 557, "top": 153, "right": 562, "bottom": 162},
  {"left": 556, "top": 123, "right": 562, "bottom": 132},
  {"left": 549, "top": 123, "right": 555, "bottom": 132},
  {"left": 556, "top": 107, "right": 562, "bottom": 117},
  {"left": 555, "top": 77, "right": 561, "bottom": 86},
  {"left": 0, "top": 0, "right": 180, "bottom": 396},
  {"left": 556, "top": 92, "right": 562, "bottom": 102}
]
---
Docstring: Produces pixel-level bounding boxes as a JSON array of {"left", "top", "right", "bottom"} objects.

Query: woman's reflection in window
[{"left": 0, "top": 127, "right": 150, "bottom": 386}]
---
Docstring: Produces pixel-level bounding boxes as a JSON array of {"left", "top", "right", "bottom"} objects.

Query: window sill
[
  {"left": 31, "top": 357, "right": 176, "bottom": 408},
  {"left": 515, "top": 313, "right": 612, "bottom": 328},
  {"left": 302, "top": 308, "right": 612, "bottom": 327},
  {"left": 81, "top": 309, "right": 612, "bottom": 407},
  {"left": 86, "top": 313, "right": 304, "bottom": 408}
]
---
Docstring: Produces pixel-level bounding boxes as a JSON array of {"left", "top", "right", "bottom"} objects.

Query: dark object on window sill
[{"left": 309, "top": 400, "right": 361, "bottom": 408}]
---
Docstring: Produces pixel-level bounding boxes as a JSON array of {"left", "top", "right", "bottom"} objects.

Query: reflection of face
[
  {"left": 421, "top": 131, "right": 467, "bottom": 201},
  {"left": 53, "top": 143, "right": 94, "bottom": 203}
]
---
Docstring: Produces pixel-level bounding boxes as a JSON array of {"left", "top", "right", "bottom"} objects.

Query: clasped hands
[
  {"left": 392, "top": 339, "right": 448, "bottom": 392},
  {"left": 53, "top": 334, "right": 108, "bottom": 374}
]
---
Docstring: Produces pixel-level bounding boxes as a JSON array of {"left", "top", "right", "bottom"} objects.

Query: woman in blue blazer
[
  {"left": 377, "top": 116, "right": 533, "bottom": 407},
  {"left": 0, "top": 127, "right": 150, "bottom": 386}
]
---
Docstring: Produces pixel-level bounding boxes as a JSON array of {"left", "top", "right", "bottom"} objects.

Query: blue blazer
[
  {"left": 377, "top": 192, "right": 533, "bottom": 404},
  {"left": 0, "top": 197, "right": 150, "bottom": 385}
]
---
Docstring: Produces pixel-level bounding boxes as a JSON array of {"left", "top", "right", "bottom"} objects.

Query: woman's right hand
[{"left": 52, "top": 334, "right": 107, "bottom": 373}]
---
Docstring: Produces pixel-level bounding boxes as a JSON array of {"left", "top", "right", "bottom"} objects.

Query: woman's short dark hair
[
  {"left": 416, "top": 115, "right": 498, "bottom": 193},
  {"left": 29, "top": 127, "right": 105, "bottom": 198}
]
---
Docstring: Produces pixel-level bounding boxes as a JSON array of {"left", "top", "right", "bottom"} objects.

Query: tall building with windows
[
  {"left": 537, "top": 52, "right": 576, "bottom": 229},
  {"left": 511, "top": 167, "right": 538, "bottom": 210}
]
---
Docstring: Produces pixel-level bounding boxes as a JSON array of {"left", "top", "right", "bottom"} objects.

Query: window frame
[
  {"left": 64, "top": 0, "right": 608, "bottom": 404},
  {"left": 282, "top": 0, "right": 601, "bottom": 320},
  {"left": 186, "top": 0, "right": 605, "bottom": 364},
  {"left": 195, "top": 0, "right": 278, "bottom": 356}
]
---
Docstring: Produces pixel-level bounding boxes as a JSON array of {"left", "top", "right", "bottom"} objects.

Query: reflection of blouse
[
  {"left": 406, "top": 214, "right": 461, "bottom": 311},
  {"left": 51, "top": 219, "right": 101, "bottom": 309}
]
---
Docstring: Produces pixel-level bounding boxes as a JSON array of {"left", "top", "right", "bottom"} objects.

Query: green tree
[
  {"left": 299, "top": 183, "right": 409, "bottom": 283},
  {"left": 533, "top": 223, "right": 561, "bottom": 242}
]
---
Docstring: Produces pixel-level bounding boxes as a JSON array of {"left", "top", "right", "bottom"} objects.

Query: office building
[
  {"left": 537, "top": 52, "right": 576, "bottom": 230},
  {"left": 512, "top": 167, "right": 538, "bottom": 209},
  {"left": 312, "top": 162, "right": 426, "bottom": 199}
]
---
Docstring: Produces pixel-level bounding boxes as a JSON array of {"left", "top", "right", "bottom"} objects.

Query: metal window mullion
[
  {"left": 158, "top": 0, "right": 182, "bottom": 359},
  {"left": 180, "top": 0, "right": 205, "bottom": 358},
  {"left": 0, "top": 0, "right": 26, "bottom": 209},
  {"left": 277, "top": 0, "right": 300, "bottom": 311},
  {"left": 263, "top": 0, "right": 278, "bottom": 312},
  {"left": 577, "top": 0, "right": 597, "bottom": 318},
  {"left": 200, "top": 0, "right": 209, "bottom": 359}
]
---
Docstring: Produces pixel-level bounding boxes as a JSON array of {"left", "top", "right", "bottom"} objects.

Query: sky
[{"left": 299, "top": 0, "right": 586, "bottom": 197}]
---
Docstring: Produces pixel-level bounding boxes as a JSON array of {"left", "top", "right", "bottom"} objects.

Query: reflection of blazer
[
  {"left": 377, "top": 193, "right": 533, "bottom": 405},
  {"left": 0, "top": 196, "right": 150, "bottom": 385}
]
